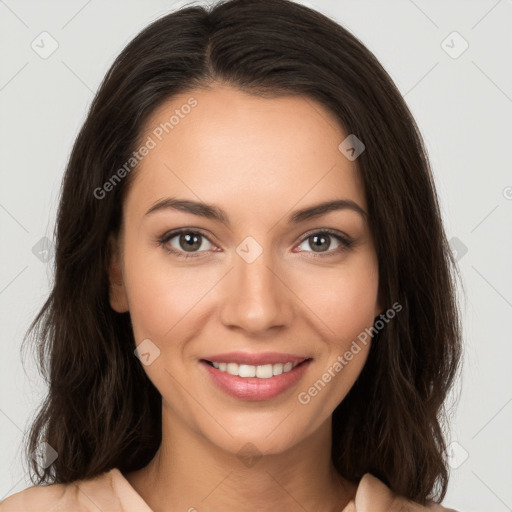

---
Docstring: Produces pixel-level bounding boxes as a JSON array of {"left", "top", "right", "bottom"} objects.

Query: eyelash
[{"left": 156, "top": 228, "right": 354, "bottom": 260}]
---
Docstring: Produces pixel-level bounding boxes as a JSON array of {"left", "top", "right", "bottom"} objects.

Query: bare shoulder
[
  {"left": 356, "top": 474, "right": 460, "bottom": 512},
  {"left": 0, "top": 481, "right": 85, "bottom": 512},
  {"left": 423, "top": 501, "right": 460, "bottom": 512},
  {"left": 395, "top": 497, "right": 460, "bottom": 512}
]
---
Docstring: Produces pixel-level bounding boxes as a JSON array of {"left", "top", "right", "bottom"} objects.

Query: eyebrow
[{"left": 144, "top": 197, "right": 368, "bottom": 225}]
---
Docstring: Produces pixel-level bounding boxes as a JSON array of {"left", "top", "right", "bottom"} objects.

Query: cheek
[
  {"left": 121, "top": 243, "right": 219, "bottom": 344},
  {"left": 121, "top": 244, "right": 177, "bottom": 342},
  {"left": 296, "top": 268, "right": 377, "bottom": 413},
  {"left": 330, "top": 280, "right": 377, "bottom": 343},
  {"left": 295, "top": 258, "right": 379, "bottom": 341}
]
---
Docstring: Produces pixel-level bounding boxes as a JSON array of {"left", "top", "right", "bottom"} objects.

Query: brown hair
[{"left": 21, "top": 0, "right": 463, "bottom": 504}]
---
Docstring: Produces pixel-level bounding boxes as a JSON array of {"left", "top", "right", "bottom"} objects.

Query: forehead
[{"left": 125, "top": 85, "right": 367, "bottom": 224}]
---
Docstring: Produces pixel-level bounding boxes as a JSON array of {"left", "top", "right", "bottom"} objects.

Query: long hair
[{"left": 21, "top": 0, "right": 463, "bottom": 504}]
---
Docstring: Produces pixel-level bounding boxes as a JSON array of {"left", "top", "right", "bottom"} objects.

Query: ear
[{"left": 107, "top": 233, "right": 129, "bottom": 313}]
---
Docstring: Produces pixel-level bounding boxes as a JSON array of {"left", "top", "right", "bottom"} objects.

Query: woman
[{"left": 1, "top": 0, "right": 463, "bottom": 510}]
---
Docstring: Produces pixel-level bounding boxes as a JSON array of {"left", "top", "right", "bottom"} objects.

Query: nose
[{"left": 218, "top": 248, "right": 295, "bottom": 335}]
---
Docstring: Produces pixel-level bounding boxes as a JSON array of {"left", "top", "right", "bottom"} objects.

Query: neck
[{"left": 124, "top": 401, "right": 356, "bottom": 512}]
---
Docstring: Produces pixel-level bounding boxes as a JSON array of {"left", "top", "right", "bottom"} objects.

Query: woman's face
[{"left": 109, "top": 84, "right": 382, "bottom": 456}]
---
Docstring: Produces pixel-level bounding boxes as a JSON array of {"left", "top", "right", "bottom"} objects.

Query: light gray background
[{"left": 1, "top": 1, "right": 511, "bottom": 510}]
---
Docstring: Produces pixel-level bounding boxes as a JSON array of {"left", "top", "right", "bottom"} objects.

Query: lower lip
[{"left": 200, "top": 359, "right": 312, "bottom": 401}]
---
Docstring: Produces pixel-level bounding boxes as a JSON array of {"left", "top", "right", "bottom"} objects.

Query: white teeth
[
  {"left": 227, "top": 362, "right": 238, "bottom": 376},
  {"left": 209, "top": 360, "right": 302, "bottom": 378},
  {"left": 239, "top": 364, "right": 256, "bottom": 378}
]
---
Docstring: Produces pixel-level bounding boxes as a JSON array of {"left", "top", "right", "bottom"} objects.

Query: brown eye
[
  {"left": 306, "top": 233, "right": 332, "bottom": 252},
  {"left": 295, "top": 230, "right": 353, "bottom": 256},
  {"left": 158, "top": 229, "right": 215, "bottom": 258},
  {"left": 177, "top": 232, "right": 203, "bottom": 252}
]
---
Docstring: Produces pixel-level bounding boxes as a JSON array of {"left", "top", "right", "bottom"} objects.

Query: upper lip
[{"left": 201, "top": 352, "right": 311, "bottom": 366}]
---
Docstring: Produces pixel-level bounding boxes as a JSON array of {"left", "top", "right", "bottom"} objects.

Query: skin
[{"left": 108, "top": 84, "right": 383, "bottom": 512}]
